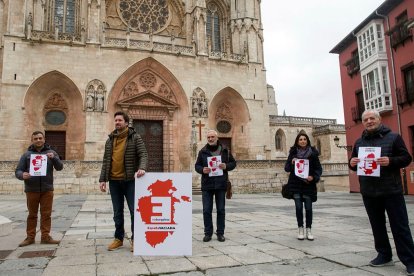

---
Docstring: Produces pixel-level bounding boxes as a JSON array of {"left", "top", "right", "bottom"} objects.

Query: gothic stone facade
[{"left": 0, "top": 0, "right": 277, "bottom": 172}]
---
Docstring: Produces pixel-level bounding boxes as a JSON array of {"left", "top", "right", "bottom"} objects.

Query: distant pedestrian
[
  {"left": 349, "top": 109, "right": 414, "bottom": 275},
  {"left": 15, "top": 131, "right": 63, "bottom": 246},
  {"left": 99, "top": 111, "right": 147, "bottom": 252},
  {"left": 195, "top": 130, "right": 236, "bottom": 242},
  {"left": 284, "top": 133, "right": 322, "bottom": 241}
]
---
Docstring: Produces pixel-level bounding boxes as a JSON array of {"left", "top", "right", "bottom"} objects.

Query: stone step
[{"left": 0, "top": 215, "right": 12, "bottom": 236}]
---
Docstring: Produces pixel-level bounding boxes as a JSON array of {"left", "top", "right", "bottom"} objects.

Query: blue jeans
[
  {"left": 293, "top": 193, "right": 313, "bottom": 228},
  {"left": 363, "top": 194, "right": 414, "bottom": 267},
  {"left": 109, "top": 180, "right": 135, "bottom": 241},
  {"left": 202, "top": 189, "right": 226, "bottom": 236}
]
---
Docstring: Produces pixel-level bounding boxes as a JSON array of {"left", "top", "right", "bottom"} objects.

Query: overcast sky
[{"left": 261, "top": 0, "right": 384, "bottom": 124}]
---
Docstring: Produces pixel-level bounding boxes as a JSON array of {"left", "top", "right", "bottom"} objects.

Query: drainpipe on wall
[{"left": 375, "top": 10, "right": 408, "bottom": 194}]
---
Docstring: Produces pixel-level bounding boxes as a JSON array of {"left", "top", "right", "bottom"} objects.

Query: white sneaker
[
  {"left": 297, "top": 227, "right": 304, "bottom": 240},
  {"left": 306, "top": 228, "right": 314, "bottom": 240}
]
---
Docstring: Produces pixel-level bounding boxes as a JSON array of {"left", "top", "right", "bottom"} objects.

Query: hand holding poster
[
  {"left": 294, "top": 159, "right": 309, "bottom": 179},
  {"left": 207, "top": 156, "right": 223, "bottom": 177},
  {"left": 357, "top": 147, "right": 381, "bottom": 177},
  {"left": 29, "top": 154, "right": 47, "bottom": 176}
]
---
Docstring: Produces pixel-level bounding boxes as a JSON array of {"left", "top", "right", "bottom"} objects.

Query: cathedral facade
[{"left": 0, "top": 0, "right": 279, "bottom": 171}]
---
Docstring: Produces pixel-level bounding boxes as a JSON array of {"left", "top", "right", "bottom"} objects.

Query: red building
[{"left": 330, "top": 0, "right": 414, "bottom": 194}]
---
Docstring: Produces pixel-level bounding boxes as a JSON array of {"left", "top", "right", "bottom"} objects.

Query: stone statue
[
  {"left": 200, "top": 98, "right": 208, "bottom": 117},
  {"left": 96, "top": 86, "right": 104, "bottom": 111},
  {"left": 192, "top": 98, "right": 199, "bottom": 117},
  {"left": 86, "top": 85, "right": 95, "bottom": 111}
]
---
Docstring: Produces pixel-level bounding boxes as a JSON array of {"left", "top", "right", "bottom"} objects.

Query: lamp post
[{"left": 333, "top": 136, "right": 353, "bottom": 151}]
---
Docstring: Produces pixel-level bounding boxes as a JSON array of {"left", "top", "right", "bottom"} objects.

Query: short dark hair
[
  {"left": 32, "top": 131, "right": 44, "bottom": 137},
  {"left": 292, "top": 133, "right": 312, "bottom": 148},
  {"left": 114, "top": 111, "right": 129, "bottom": 123}
]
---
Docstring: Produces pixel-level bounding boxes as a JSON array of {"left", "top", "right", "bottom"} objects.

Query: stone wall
[{"left": 0, "top": 160, "right": 350, "bottom": 194}]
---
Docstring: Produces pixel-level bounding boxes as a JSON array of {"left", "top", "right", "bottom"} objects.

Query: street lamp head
[{"left": 333, "top": 135, "right": 340, "bottom": 146}]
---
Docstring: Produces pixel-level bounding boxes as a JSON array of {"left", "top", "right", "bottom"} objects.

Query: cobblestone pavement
[{"left": 1, "top": 192, "right": 414, "bottom": 275}]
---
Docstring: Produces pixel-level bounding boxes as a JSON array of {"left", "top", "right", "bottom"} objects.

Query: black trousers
[{"left": 363, "top": 194, "right": 414, "bottom": 267}]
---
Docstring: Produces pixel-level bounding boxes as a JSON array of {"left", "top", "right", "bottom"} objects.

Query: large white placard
[
  {"left": 134, "top": 173, "right": 192, "bottom": 256},
  {"left": 357, "top": 147, "right": 381, "bottom": 177},
  {"left": 294, "top": 159, "right": 309, "bottom": 179},
  {"left": 29, "top": 154, "right": 47, "bottom": 176}
]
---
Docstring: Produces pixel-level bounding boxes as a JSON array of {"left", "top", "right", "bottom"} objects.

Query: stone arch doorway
[
  {"left": 209, "top": 87, "right": 250, "bottom": 159},
  {"left": 24, "top": 71, "right": 85, "bottom": 160},
  {"left": 108, "top": 57, "right": 190, "bottom": 172}
]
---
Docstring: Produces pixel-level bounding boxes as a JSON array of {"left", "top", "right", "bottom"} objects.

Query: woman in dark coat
[{"left": 284, "top": 133, "right": 322, "bottom": 241}]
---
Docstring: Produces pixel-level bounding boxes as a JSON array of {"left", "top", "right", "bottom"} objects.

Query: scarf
[{"left": 296, "top": 146, "right": 312, "bottom": 159}]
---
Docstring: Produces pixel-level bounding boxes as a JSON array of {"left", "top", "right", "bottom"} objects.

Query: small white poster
[
  {"left": 29, "top": 154, "right": 47, "bottom": 176},
  {"left": 207, "top": 156, "right": 223, "bottom": 177},
  {"left": 294, "top": 159, "right": 309, "bottom": 179},
  {"left": 134, "top": 173, "right": 192, "bottom": 256},
  {"left": 357, "top": 147, "right": 381, "bottom": 177}
]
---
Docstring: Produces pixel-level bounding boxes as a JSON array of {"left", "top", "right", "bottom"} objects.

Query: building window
[
  {"left": 358, "top": 23, "right": 384, "bottom": 63},
  {"left": 275, "top": 129, "right": 285, "bottom": 151},
  {"left": 45, "top": 0, "right": 80, "bottom": 34},
  {"left": 410, "top": 126, "right": 414, "bottom": 157},
  {"left": 352, "top": 89, "right": 365, "bottom": 122},
  {"left": 404, "top": 66, "right": 414, "bottom": 103},
  {"left": 362, "top": 64, "right": 392, "bottom": 112},
  {"left": 207, "top": 3, "right": 221, "bottom": 52}
]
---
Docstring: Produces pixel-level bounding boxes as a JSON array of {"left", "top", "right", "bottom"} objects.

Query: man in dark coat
[
  {"left": 15, "top": 131, "right": 63, "bottom": 246},
  {"left": 349, "top": 109, "right": 414, "bottom": 275},
  {"left": 195, "top": 130, "right": 236, "bottom": 242},
  {"left": 99, "top": 111, "right": 147, "bottom": 252}
]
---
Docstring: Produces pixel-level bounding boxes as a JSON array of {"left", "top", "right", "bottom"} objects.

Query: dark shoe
[
  {"left": 41, "top": 236, "right": 60, "bottom": 245},
  {"left": 369, "top": 255, "right": 394, "bottom": 267},
  {"left": 203, "top": 235, "right": 212, "bottom": 242},
  {"left": 130, "top": 240, "right": 134, "bottom": 252},
  {"left": 19, "top": 238, "right": 35, "bottom": 247},
  {"left": 407, "top": 265, "right": 414, "bottom": 276},
  {"left": 217, "top": 234, "right": 225, "bottom": 242}
]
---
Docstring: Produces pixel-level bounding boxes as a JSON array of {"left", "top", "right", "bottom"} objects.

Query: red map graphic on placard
[
  {"left": 359, "top": 153, "right": 378, "bottom": 175},
  {"left": 209, "top": 157, "right": 218, "bottom": 172},
  {"left": 32, "top": 155, "right": 44, "bottom": 171},
  {"left": 137, "top": 179, "right": 191, "bottom": 248},
  {"left": 296, "top": 159, "right": 305, "bottom": 173}
]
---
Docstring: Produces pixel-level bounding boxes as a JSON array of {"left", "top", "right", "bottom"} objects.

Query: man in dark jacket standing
[
  {"left": 195, "top": 130, "right": 236, "bottom": 242},
  {"left": 349, "top": 109, "right": 414, "bottom": 275},
  {"left": 15, "top": 131, "right": 63, "bottom": 246},
  {"left": 99, "top": 111, "right": 147, "bottom": 252}
]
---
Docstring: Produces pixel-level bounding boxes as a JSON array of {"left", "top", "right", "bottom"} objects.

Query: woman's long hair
[{"left": 292, "top": 133, "right": 312, "bottom": 148}]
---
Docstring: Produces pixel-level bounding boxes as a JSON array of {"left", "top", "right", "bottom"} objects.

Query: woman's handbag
[
  {"left": 226, "top": 180, "right": 232, "bottom": 199},
  {"left": 281, "top": 183, "right": 293, "bottom": 199}
]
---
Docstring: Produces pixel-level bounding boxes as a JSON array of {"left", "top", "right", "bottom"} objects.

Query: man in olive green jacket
[{"left": 99, "top": 111, "right": 147, "bottom": 252}]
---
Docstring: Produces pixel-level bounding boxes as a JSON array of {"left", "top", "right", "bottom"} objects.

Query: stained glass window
[
  {"left": 54, "top": 0, "right": 76, "bottom": 33},
  {"left": 207, "top": 3, "right": 221, "bottom": 51},
  {"left": 119, "top": 0, "right": 169, "bottom": 33}
]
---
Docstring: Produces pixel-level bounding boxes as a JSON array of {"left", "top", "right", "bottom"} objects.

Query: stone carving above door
[
  {"left": 85, "top": 79, "right": 107, "bottom": 112},
  {"left": 121, "top": 71, "right": 177, "bottom": 103},
  {"left": 215, "top": 101, "right": 233, "bottom": 121}
]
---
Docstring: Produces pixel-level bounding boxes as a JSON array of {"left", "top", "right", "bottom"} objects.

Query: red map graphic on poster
[
  {"left": 359, "top": 153, "right": 378, "bottom": 175},
  {"left": 296, "top": 159, "right": 305, "bottom": 173},
  {"left": 32, "top": 155, "right": 44, "bottom": 171},
  {"left": 137, "top": 179, "right": 191, "bottom": 248}
]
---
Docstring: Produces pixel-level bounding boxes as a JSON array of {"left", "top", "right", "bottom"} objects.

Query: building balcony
[
  {"left": 351, "top": 106, "right": 363, "bottom": 122},
  {"left": 387, "top": 19, "right": 414, "bottom": 49},
  {"left": 344, "top": 55, "right": 360, "bottom": 77}
]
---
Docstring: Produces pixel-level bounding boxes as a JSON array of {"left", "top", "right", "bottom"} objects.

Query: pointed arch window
[
  {"left": 275, "top": 129, "right": 285, "bottom": 151},
  {"left": 44, "top": 0, "right": 80, "bottom": 34},
  {"left": 207, "top": 3, "right": 221, "bottom": 52}
]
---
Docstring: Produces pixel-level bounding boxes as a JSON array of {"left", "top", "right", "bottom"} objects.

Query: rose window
[{"left": 118, "top": 0, "right": 169, "bottom": 33}]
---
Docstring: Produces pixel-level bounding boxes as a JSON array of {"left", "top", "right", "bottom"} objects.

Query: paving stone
[
  {"left": 97, "top": 262, "right": 149, "bottom": 276},
  {"left": 146, "top": 257, "right": 197, "bottom": 274},
  {"left": 0, "top": 257, "right": 49, "bottom": 270},
  {"left": 47, "top": 255, "right": 96, "bottom": 266},
  {"left": 188, "top": 255, "right": 242, "bottom": 270},
  {"left": 42, "top": 264, "right": 96, "bottom": 276}
]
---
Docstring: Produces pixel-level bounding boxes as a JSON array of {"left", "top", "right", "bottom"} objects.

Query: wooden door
[
  {"left": 133, "top": 120, "right": 163, "bottom": 172},
  {"left": 45, "top": 131, "right": 66, "bottom": 160},
  {"left": 219, "top": 137, "right": 231, "bottom": 152}
]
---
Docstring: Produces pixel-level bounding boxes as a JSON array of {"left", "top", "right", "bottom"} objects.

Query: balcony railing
[
  {"left": 351, "top": 106, "right": 363, "bottom": 122},
  {"left": 344, "top": 55, "right": 360, "bottom": 76},
  {"left": 387, "top": 19, "right": 414, "bottom": 49}
]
